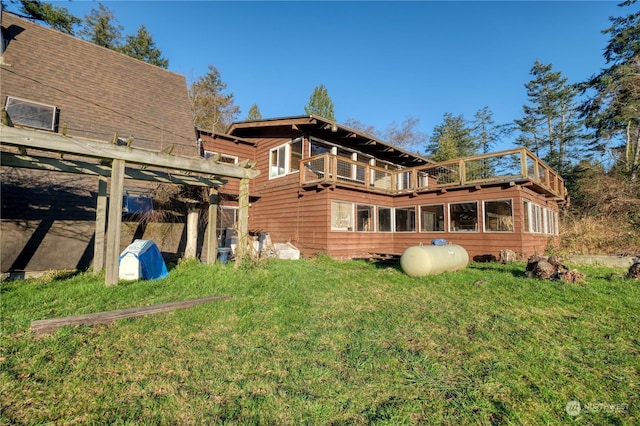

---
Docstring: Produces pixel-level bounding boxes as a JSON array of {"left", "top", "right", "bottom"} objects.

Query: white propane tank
[{"left": 400, "top": 243, "right": 469, "bottom": 277}]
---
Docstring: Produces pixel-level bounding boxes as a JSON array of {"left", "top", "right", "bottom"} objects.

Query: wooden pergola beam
[
  {"left": 1, "top": 125, "right": 259, "bottom": 179},
  {"left": 1, "top": 152, "right": 227, "bottom": 187}
]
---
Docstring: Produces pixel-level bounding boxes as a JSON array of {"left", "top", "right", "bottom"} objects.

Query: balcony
[{"left": 300, "top": 148, "right": 567, "bottom": 200}]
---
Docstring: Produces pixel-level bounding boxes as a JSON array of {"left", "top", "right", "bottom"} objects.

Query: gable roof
[
  {"left": 0, "top": 11, "right": 197, "bottom": 156},
  {"left": 228, "top": 115, "right": 431, "bottom": 168}
]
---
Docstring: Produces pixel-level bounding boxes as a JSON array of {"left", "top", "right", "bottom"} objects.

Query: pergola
[{"left": 0, "top": 124, "right": 259, "bottom": 286}]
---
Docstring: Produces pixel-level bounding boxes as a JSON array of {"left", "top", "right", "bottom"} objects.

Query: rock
[
  {"left": 628, "top": 262, "right": 640, "bottom": 279},
  {"left": 499, "top": 249, "right": 517, "bottom": 264},
  {"left": 560, "top": 269, "right": 586, "bottom": 284},
  {"left": 534, "top": 260, "right": 556, "bottom": 280}
]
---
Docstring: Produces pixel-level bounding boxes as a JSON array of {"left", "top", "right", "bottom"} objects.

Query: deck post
[
  {"left": 184, "top": 207, "right": 199, "bottom": 259},
  {"left": 93, "top": 176, "right": 107, "bottom": 274},
  {"left": 105, "top": 159, "right": 125, "bottom": 286},
  {"left": 206, "top": 189, "right": 219, "bottom": 264},
  {"left": 235, "top": 177, "right": 250, "bottom": 268}
]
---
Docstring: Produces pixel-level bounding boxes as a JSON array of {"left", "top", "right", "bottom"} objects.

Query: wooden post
[
  {"left": 206, "top": 189, "right": 219, "bottom": 264},
  {"left": 235, "top": 177, "right": 250, "bottom": 268},
  {"left": 184, "top": 207, "right": 199, "bottom": 259},
  {"left": 105, "top": 159, "right": 125, "bottom": 286},
  {"left": 93, "top": 176, "right": 107, "bottom": 274}
]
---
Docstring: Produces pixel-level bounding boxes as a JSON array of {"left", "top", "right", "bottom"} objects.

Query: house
[
  {"left": 200, "top": 115, "right": 567, "bottom": 261},
  {"left": 0, "top": 11, "right": 244, "bottom": 276}
]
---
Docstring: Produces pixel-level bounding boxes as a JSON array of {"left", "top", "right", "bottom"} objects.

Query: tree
[
  {"left": 246, "top": 104, "right": 262, "bottom": 121},
  {"left": 190, "top": 65, "right": 240, "bottom": 133},
  {"left": 426, "top": 113, "right": 477, "bottom": 162},
  {"left": 580, "top": 0, "right": 640, "bottom": 181},
  {"left": 514, "top": 60, "right": 583, "bottom": 175},
  {"left": 304, "top": 84, "right": 335, "bottom": 121},
  {"left": 382, "top": 116, "right": 428, "bottom": 150},
  {"left": 78, "top": 2, "right": 122, "bottom": 49},
  {"left": 117, "top": 25, "right": 168, "bottom": 68},
  {"left": 343, "top": 118, "right": 380, "bottom": 138},
  {"left": 471, "top": 107, "right": 499, "bottom": 154},
  {"left": 15, "top": 0, "right": 80, "bottom": 34}
]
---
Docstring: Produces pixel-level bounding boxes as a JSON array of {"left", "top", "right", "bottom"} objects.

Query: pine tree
[
  {"left": 426, "top": 113, "right": 477, "bottom": 162},
  {"left": 246, "top": 104, "right": 262, "bottom": 121},
  {"left": 190, "top": 65, "right": 240, "bottom": 133},
  {"left": 79, "top": 2, "right": 122, "bottom": 49},
  {"left": 514, "top": 60, "right": 583, "bottom": 175},
  {"left": 304, "top": 85, "right": 335, "bottom": 121},
  {"left": 580, "top": 0, "right": 640, "bottom": 181},
  {"left": 17, "top": 0, "right": 80, "bottom": 34},
  {"left": 118, "top": 25, "right": 169, "bottom": 68}
]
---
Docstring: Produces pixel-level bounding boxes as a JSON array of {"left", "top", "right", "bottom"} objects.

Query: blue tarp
[{"left": 119, "top": 239, "right": 168, "bottom": 280}]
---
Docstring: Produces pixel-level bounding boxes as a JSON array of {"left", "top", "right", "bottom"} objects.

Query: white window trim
[
  {"left": 378, "top": 206, "right": 394, "bottom": 233},
  {"left": 269, "top": 138, "right": 302, "bottom": 179},
  {"left": 482, "top": 199, "right": 515, "bottom": 233},
  {"left": 449, "top": 201, "right": 479, "bottom": 232},
  {"left": 331, "top": 200, "right": 354, "bottom": 232},
  {"left": 356, "top": 204, "right": 376, "bottom": 233},
  {"left": 419, "top": 204, "right": 445, "bottom": 233}
]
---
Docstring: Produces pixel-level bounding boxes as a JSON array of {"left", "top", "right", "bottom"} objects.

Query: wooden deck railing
[{"left": 300, "top": 148, "right": 567, "bottom": 199}]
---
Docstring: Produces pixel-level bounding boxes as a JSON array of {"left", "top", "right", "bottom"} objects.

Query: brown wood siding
[{"left": 199, "top": 134, "right": 257, "bottom": 196}]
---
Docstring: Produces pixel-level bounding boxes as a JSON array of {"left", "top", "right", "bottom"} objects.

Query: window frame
[
  {"left": 5, "top": 95, "right": 58, "bottom": 131},
  {"left": 419, "top": 204, "right": 445, "bottom": 232},
  {"left": 356, "top": 204, "right": 375, "bottom": 232},
  {"left": 449, "top": 201, "right": 479, "bottom": 232},
  {"left": 378, "top": 206, "right": 393, "bottom": 233},
  {"left": 203, "top": 150, "right": 238, "bottom": 164},
  {"left": 483, "top": 199, "right": 514, "bottom": 233},
  {"left": 331, "top": 200, "right": 354, "bottom": 232},
  {"left": 269, "top": 138, "right": 303, "bottom": 179},
  {"left": 394, "top": 206, "right": 416, "bottom": 232}
]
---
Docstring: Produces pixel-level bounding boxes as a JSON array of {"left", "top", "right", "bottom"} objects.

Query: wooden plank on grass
[{"left": 31, "top": 295, "right": 231, "bottom": 335}]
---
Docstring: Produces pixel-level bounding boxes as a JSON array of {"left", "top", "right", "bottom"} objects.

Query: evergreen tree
[
  {"left": 514, "top": 60, "right": 583, "bottom": 175},
  {"left": 580, "top": 0, "right": 640, "bottom": 181},
  {"left": 246, "top": 104, "right": 262, "bottom": 121},
  {"left": 426, "top": 113, "right": 477, "bottom": 162},
  {"left": 118, "top": 25, "right": 168, "bottom": 68},
  {"left": 190, "top": 65, "right": 240, "bottom": 133},
  {"left": 16, "top": 0, "right": 79, "bottom": 34},
  {"left": 304, "top": 84, "right": 335, "bottom": 121},
  {"left": 472, "top": 107, "right": 499, "bottom": 154},
  {"left": 78, "top": 2, "right": 122, "bottom": 49}
]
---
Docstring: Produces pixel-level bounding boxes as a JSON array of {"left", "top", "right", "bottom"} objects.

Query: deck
[{"left": 300, "top": 148, "right": 567, "bottom": 201}]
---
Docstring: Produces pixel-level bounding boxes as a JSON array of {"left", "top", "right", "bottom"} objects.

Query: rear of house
[{"left": 204, "top": 116, "right": 566, "bottom": 261}]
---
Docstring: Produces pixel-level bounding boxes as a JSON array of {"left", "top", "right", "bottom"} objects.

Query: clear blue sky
[{"left": 29, "top": 1, "right": 628, "bottom": 151}]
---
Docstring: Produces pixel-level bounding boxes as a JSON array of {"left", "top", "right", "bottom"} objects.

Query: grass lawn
[{"left": 1, "top": 257, "right": 638, "bottom": 424}]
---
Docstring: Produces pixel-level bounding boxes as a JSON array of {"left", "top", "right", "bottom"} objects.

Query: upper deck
[{"left": 300, "top": 147, "right": 567, "bottom": 201}]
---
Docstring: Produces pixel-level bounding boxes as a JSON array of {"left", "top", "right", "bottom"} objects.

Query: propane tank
[{"left": 400, "top": 243, "right": 469, "bottom": 277}]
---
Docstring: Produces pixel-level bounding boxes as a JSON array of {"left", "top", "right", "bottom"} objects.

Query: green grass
[{"left": 1, "top": 258, "right": 638, "bottom": 425}]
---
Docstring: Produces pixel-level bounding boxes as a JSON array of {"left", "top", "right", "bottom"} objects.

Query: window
[
  {"left": 484, "top": 199, "right": 514, "bottom": 232},
  {"left": 203, "top": 151, "right": 238, "bottom": 164},
  {"left": 270, "top": 138, "right": 303, "bottom": 178},
  {"left": 331, "top": 201, "right": 353, "bottom": 231},
  {"left": 378, "top": 207, "right": 393, "bottom": 232},
  {"left": 218, "top": 206, "right": 238, "bottom": 246},
  {"left": 5, "top": 96, "right": 57, "bottom": 131},
  {"left": 395, "top": 207, "right": 416, "bottom": 232},
  {"left": 356, "top": 204, "right": 375, "bottom": 232},
  {"left": 450, "top": 202, "right": 478, "bottom": 232},
  {"left": 420, "top": 204, "right": 445, "bottom": 232},
  {"left": 523, "top": 200, "right": 551, "bottom": 234}
]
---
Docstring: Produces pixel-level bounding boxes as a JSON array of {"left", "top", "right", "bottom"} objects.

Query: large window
[
  {"left": 378, "top": 207, "right": 393, "bottom": 232},
  {"left": 484, "top": 199, "right": 514, "bottom": 232},
  {"left": 356, "top": 204, "right": 375, "bottom": 232},
  {"left": 331, "top": 201, "right": 353, "bottom": 231},
  {"left": 270, "top": 138, "right": 303, "bottom": 178},
  {"left": 5, "top": 96, "right": 57, "bottom": 131},
  {"left": 395, "top": 207, "right": 416, "bottom": 232},
  {"left": 524, "top": 200, "right": 558, "bottom": 235},
  {"left": 420, "top": 204, "right": 445, "bottom": 232},
  {"left": 450, "top": 202, "right": 478, "bottom": 232}
]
